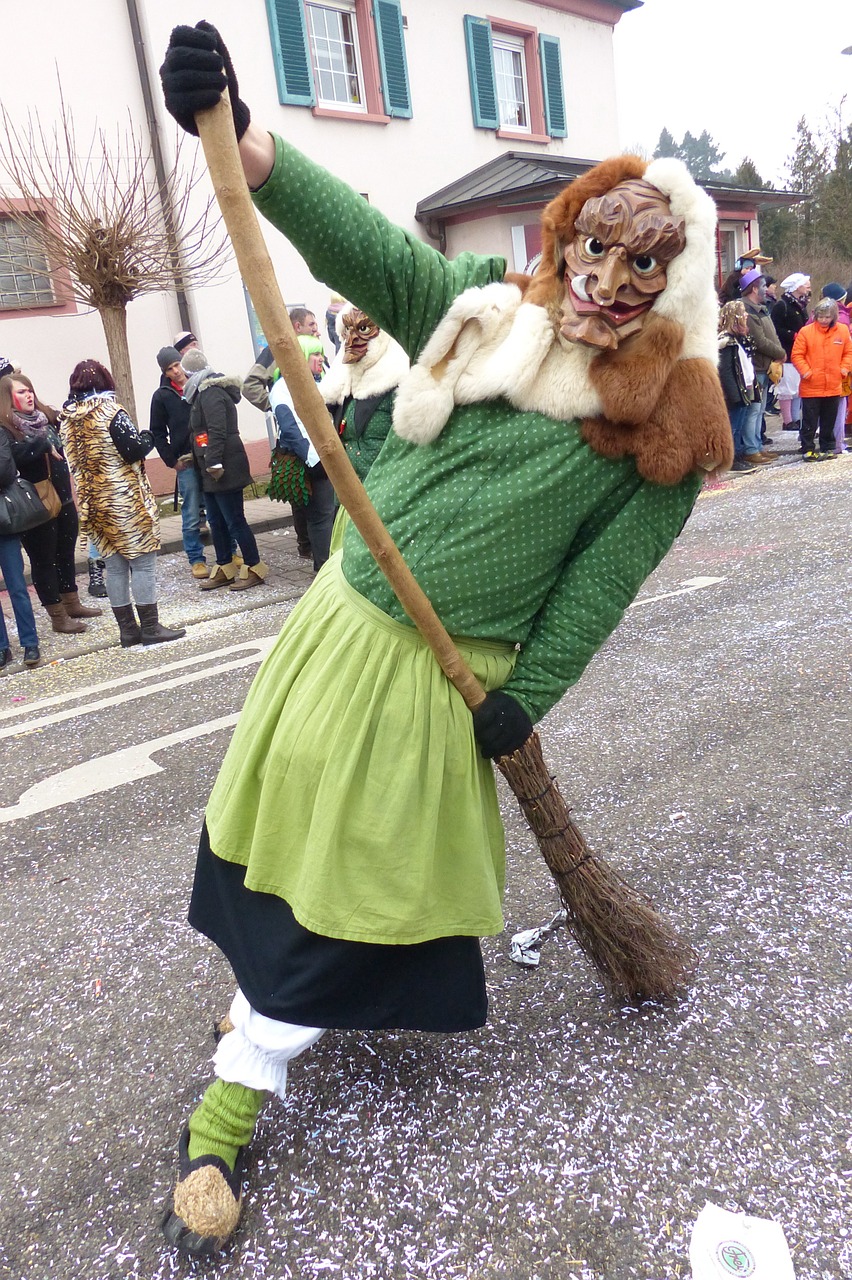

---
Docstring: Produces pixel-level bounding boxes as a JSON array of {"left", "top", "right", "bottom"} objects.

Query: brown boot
[
  {"left": 61, "top": 590, "right": 102, "bottom": 619},
  {"left": 229, "top": 562, "right": 269, "bottom": 592},
  {"left": 199, "top": 561, "right": 238, "bottom": 591},
  {"left": 136, "top": 603, "right": 186, "bottom": 645},
  {"left": 45, "top": 602, "right": 87, "bottom": 634}
]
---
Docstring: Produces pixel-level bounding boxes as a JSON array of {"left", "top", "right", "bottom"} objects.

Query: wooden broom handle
[{"left": 194, "top": 97, "right": 486, "bottom": 711}]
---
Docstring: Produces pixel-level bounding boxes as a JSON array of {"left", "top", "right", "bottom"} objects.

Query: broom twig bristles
[{"left": 497, "top": 733, "right": 696, "bottom": 1003}]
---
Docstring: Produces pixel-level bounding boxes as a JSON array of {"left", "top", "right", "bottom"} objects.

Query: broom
[{"left": 193, "top": 96, "right": 696, "bottom": 1002}]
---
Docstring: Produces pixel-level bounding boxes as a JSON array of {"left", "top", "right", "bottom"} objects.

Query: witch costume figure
[{"left": 159, "top": 22, "right": 732, "bottom": 1254}]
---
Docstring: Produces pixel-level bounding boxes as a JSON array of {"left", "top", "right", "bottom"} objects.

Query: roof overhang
[{"left": 416, "top": 152, "right": 806, "bottom": 230}]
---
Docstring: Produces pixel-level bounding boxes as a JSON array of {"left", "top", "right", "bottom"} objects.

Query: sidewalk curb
[
  {"left": 1, "top": 587, "right": 298, "bottom": 672},
  {"left": 57, "top": 504, "right": 295, "bottom": 575}
]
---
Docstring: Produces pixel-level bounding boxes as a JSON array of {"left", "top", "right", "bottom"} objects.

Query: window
[
  {"left": 306, "top": 2, "right": 365, "bottom": 111},
  {"left": 717, "top": 227, "right": 738, "bottom": 278},
  {"left": 463, "top": 15, "right": 566, "bottom": 142},
  {"left": 493, "top": 35, "right": 529, "bottom": 131},
  {"left": 265, "top": 0, "right": 412, "bottom": 121},
  {"left": 0, "top": 216, "right": 55, "bottom": 310}
]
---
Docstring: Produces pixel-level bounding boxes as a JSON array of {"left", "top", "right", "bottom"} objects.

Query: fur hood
[
  {"left": 186, "top": 371, "right": 242, "bottom": 404},
  {"left": 321, "top": 307, "right": 409, "bottom": 405}
]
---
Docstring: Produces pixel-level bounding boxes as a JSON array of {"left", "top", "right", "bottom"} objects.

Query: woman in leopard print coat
[{"left": 60, "top": 359, "right": 184, "bottom": 647}]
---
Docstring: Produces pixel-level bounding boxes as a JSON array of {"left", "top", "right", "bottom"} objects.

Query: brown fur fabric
[
  {"left": 582, "top": 357, "right": 734, "bottom": 485},
  {"left": 588, "top": 313, "right": 685, "bottom": 426},
  {"left": 524, "top": 155, "right": 648, "bottom": 311}
]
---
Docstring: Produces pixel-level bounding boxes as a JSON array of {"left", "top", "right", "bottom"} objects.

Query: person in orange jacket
[{"left": 791, "top": 297, "right": 852, "bottom": 460}]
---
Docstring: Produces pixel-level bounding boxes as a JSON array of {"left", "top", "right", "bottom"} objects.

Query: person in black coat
[
  {"left": 0, "top": 372, "right": 101, "bottom": 634},
  {"left": 0, "top": 427, "right": 41, "bottom": 668},
  {"left": 717, "top": 301, "right": 761, "bottom": 473},
  {"left": 182, "top": 349, "right": 269, "bottom": 592},
  {"left": 150, "top": 346, "right": 210, "bottom": 579}
]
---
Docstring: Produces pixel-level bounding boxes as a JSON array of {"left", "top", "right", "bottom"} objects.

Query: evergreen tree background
[{"left": 652, "top": 119, "right": 852, "bottom": 290}]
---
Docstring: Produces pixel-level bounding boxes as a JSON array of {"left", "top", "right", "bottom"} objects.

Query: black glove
[
  {"left": 472, "top": 691, "right": 533, "bottom": 760},
  {"left": 160, "top": 21, "right": 251, "bottom": 141}
]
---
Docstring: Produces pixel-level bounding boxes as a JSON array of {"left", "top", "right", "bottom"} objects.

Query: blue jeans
[
  {"left": 205, "top": 488, "right": 260, "bottom": 567},
  {"left": 741, "top": 372, "right": 768, "bottom": 455},
  {"left": 728, "top": 403, "right": 747, "bottom": 456},
  {"left": 0, "top": 533, "right": 39, "bottom": 649},
  {"left": 177, "top": 465, "right": 206, "bottom": 565}
]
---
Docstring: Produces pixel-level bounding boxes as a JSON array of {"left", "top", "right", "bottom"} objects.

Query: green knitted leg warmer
[{"left": 187, "top": 1079, "right": 266, "bottom": 1171}]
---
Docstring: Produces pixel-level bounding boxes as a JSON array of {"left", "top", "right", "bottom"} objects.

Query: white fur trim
[
  {"left": 644, "top": 157, "right": 720, "bottom": 365},
  {"left": 393, "top": 284, "right": 602, "bottom": 443},
  {"left": 320, "top": 324, "right": 409, "bottom": 405}
]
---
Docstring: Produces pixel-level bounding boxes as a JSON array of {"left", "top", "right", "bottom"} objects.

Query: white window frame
[
  {"left": 492, "top": 33, "right": 530, "bottom": 133},
  {"left": 0, "top": 215, "right": 56, "bottom": 311},
  {"left": 305, "top": 0, "right": 368, "bottom": 114}
]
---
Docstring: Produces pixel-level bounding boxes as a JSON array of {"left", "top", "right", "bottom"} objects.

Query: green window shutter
[
  {"left": 463, "top": 15, "right": 498, "bottom": 130},
  {"left": 265, "top": 0, "right": 316, "bottom": 106},
  {"left": 539, "top": 34, "right": 566, "bottom": 138},
  {"left": 373, "top": 0, "right": 412, "bottom": 119}
]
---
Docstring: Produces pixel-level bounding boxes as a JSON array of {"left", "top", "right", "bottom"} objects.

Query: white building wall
[{"left": 1, "top": 0, "right": 627, "bottom": 441}]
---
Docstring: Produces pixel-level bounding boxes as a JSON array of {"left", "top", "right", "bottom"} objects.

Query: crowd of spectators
[{"left": 717, "top": 254, "right": 851, "bottom": 474}]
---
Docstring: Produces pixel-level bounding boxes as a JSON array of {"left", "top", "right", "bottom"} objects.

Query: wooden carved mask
[
  {"left": 558, "top": 179, "right": 686, "bottom": 351},
  {"left": 341, "top": 308, "right": 381, "bottom": 364}
]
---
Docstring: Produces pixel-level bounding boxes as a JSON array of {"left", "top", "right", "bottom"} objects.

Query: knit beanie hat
[
  {"left": 180, "top": 348, "right": 209, "bottom": 374},
  {"left": 156, "top": 345, "right": 181, "bottom": 372},
  {"left": 174, "top": 331, "right": 197, "bottom": 354},
  {"left": 0, "top": 356, "right": 13, "bottom": 380},
  {"left": 821, "top": 282, "right": 846, "bottom": 302}
]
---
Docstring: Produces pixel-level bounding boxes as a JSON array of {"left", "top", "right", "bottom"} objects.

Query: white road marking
[
  {"left": 0, "top": 715, "right": 239, "bottom": 825},
  {"left": 0, "top": 579, "right": 726, "bottom": 825},
  {"left": 0, "top": 637, "right": 276, "bottom": 741},
  {"left": 630, "top": 576, "right": 726, "bottom": 608},
  {"left": 0, "top": 638, "right": 276, "bottom": 723}
]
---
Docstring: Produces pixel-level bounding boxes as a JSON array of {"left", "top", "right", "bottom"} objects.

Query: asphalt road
[{"left": 1, "top": 438, "right": 850, "bottom": 1280}]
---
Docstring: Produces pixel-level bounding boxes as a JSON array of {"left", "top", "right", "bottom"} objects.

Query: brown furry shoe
[{"left": 161, "top": 1127, "right": 244, "bottom": 1255}]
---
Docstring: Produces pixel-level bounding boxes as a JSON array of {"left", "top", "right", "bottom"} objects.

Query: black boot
[
  {"left": 136, "top": 603, "right": 186, "bottom": 646},
  {"left": 111, "top": 605, "right": 142, "bottom": 648},
  {"left": 88, "top": 558, "right": 108, "bottom": 599}
]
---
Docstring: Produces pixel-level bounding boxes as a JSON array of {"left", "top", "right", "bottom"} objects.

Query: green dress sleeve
[
  {"left": 252, "top": 135, "right": 506, "bottom": 361},
  {"left": 502, "top": 474, "right": 701, "bottom": 722}
]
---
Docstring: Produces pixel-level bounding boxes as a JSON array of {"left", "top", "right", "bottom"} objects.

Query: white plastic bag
[{"left": 689, "top": 1202, "right": 795, "bottom": 1279}]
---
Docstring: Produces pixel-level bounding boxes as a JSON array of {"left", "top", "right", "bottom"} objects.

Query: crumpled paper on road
[{"left": 689, "top": 1202, "right": 795, "bottom": 1279}]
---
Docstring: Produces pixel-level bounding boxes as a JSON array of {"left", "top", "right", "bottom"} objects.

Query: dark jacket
[
  {"left": 717, "top": 333, "right": 757, "bottom": 409},
  {"left": 744, "top": 301, "right": 785, "bottom": 372},
  {"left": 0, "top": 428, "right": 18, "bottom": 491},
  {"left": 770, "top": 294, "right": 808, "bottom": 361},
  {"left": 149, "top": 374, "right": 192, "bottom": 468},
  {"left": 188, "top": 374, "right": 252, "bottom": 493},
  {"left": 2, "top": 423, "right": 74, "bottom": 505}
]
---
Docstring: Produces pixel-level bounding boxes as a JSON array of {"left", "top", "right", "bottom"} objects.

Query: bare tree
[{"left": 0, "top": 98, "right": 230, "bottom": 421}]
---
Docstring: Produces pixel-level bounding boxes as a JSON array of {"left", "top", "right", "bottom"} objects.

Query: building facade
[{"left": 1, "top": 0, "right": 640, "bottom": 487}]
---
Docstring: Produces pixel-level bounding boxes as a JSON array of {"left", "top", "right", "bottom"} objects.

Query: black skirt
[{"left": 188, "top": 823, "right": 488, "bottom": 1033}]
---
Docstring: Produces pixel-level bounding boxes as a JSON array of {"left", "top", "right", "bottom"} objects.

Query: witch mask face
[
  {"left": 342, "top": 309, "right": 380, "bottom": 364},
  {"left": 558, "top": 179, "right": 686, "bottom": 351}
]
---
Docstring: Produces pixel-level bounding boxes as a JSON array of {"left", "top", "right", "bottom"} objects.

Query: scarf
[
  {"left": 9, "top": 407, "right": 49, "bottom": 440},
  {"left": 183, "top": 365, "right": 215, "bottom": 403}
]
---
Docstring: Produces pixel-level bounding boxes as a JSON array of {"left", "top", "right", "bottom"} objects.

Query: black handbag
[{"left": 0, "top": 476, "right": 51, "bottom": 536}]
